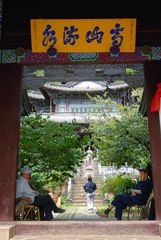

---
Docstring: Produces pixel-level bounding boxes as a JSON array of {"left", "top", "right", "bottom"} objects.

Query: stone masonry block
[{"left": 0, "top": 225, "right": 15, "bottom": 240}]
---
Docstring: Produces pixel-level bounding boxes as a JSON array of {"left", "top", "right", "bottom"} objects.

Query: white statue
[{"left": 85, "top": 147, "right": 93, "bottom": 167}]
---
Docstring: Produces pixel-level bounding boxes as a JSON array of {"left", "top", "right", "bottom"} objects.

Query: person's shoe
[
  {"left": 88, "top": 208, "right": 93, "bottom": 213},
  {"left": 104, "top": 208, "right": 111, "bottom": 215},
  {"left": 96, "top": 211, "right": 109, "bottom": 218},
  {"left": 55, "top": 208, "right": 65, "bottom": 213}
]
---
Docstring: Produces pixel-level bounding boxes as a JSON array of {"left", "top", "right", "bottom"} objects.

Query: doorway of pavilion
[
  {"left": 16, "top": 62, "right": 153, "bottom": 221},
  {"left": 1, "top": 61, "right": 161, "bottom": 222}
]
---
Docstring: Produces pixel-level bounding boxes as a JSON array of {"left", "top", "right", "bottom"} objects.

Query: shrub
[{"left": 101, "top": 174, "right": 135, "bottom": 196}]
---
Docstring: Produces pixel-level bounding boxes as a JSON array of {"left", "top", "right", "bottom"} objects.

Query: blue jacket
[{"left": 83, "top": 181, "right": 97, "bottom": 193}]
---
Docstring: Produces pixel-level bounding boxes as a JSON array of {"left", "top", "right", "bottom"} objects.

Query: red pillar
[
  {"left": 0, "top": 64, "right": 22, "bottom": 221},
  {"left": 144, "top": 60, "right": 161, "bottom": 220}
]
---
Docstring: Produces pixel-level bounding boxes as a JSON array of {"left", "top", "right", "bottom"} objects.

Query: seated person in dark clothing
[
  {"left": 16, "top": 166, "right": 65, "bottom": 221},
  {"left": 97, "top": 168, "right": 153, "bottom": 220}
]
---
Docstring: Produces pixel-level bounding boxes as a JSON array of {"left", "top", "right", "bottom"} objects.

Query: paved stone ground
[
  {"left": 53, "top": 205, "right": 112, "bottom": 221},
  {"left": 53, "top": 205, "right": 137, "bottom": 221}
]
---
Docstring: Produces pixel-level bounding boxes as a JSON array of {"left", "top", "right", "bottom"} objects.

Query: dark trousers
[
  {"left": 111, "top": 194, "right": 136, "bottom": 220},
  {"left": 148, "top": 198, "right": 155, "bottom": 220},
  {"left": 33, "top": 194, "right": 59, "bottom": 220}
]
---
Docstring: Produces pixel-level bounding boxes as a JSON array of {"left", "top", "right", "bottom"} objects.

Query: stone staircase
[{"left": 71, "top": 157, "right": 103, "bottom": 205}]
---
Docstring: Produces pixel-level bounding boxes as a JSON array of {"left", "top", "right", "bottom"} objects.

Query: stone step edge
[
  {"left": 14, "top": 221, "right": 160, "bottom": 237},
  {"left": 11, "top": 234, "right": 161, "bottom": 238}
]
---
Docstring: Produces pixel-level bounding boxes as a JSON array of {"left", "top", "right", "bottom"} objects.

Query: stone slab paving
[
  {"left": 53, "top": 205, "right": 135, "bottom": 221},
  {"left": 54, "top": 205, "right": 112, "bottom": 221}
]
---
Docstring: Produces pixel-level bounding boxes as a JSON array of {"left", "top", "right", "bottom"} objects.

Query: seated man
[
  {"left": 16, "top": 166, "right": 65, "bottom": 221},
  {"left": 97, "top": 168, "right": 153, "bottom": 220}
]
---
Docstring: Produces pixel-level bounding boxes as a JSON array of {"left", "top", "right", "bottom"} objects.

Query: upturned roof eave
[{"left": 43, "top": 85, "right": 107, "bottom": 93}]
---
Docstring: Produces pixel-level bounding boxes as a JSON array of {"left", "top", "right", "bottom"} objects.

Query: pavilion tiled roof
[
  {"left": 43, "top": 81, "right": 107, "bottom": 92},
  {"left": 27, "top": 90, "right": 45, "bottom": 100},
  {"left": 107, "top": 82, "right": 129, "bottom": 90}
]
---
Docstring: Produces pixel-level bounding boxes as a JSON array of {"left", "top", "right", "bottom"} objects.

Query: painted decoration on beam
[{"left": 30, "top": 19, "right": 136, "bottom": 53}]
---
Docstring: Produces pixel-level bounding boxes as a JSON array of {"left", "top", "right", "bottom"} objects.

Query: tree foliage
[
  {"left": 89, "top": 95, "right": 150, "bottom": 169},
  {"left": 18, "top": 114, "right": 84, "bottom": 192}
]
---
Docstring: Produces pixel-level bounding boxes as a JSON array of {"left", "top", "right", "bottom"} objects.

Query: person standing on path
[{"left": 83, "top": 175, "right": 97, "bottom": 212}]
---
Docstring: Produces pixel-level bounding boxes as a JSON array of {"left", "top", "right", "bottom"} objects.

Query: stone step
[
  {"left": 71, "top": 203, "right": 102, "bottom": 206},
  {"left": 72, "top": 192, "right": 101, "bottom": 195},
  {"left": 72, "top": 199, "right": 102, "bottom": 202},
  {"left": 72, "top": 196, "right": 102, "bottom": 201},
  {"left": 73, "top": 178, "right": 102, "bottom": 182},
  {"left": 72, "top": 194, "right": 102, "bottom": 199},
  {"left": 12, "top": 221, "right": 160, "bottom": 237},
  {"left": 72, "top": 186, "right": 101, "bottom": 192},
  {"left": 72, "top": 198, "right": 102, "bottom": 202},
  {"left": 74, "top": 177, "right": 102, "bottom": 181},
  {"left": 71, "top": 203, "right": 102, "bottom": 205},
  {"left": 73, "top": 184, "right": 102, "bottom": 188},
  {"left": 73, "top": 185, "right": 102, "bottom": 188},
  {"left": 73, "top": 186, "right": 102, "bottom": 189},
  {"left": 72, "top": 196, "right": 102, "bottom": 199},
  {"left": 72, "top": 200, "right": 103, "bottom": 204},
  {"left": 72, "top": 188, "right": 102, "bottom": 192},
  {"left": 72, "top": 192, "right": 102, "bottom": 196},
  {"left": 10, "top": 234, "right": 161, "bottom": 240},
  {"left": 73, "top": 186, "right": 102, "bottom": 190},
  {"left": 72, "top": 190, "right": 102, "bottom": 194},
  {"left": 75, "top": 178, "right": 100, "bottom": 183},
  {"left": 71, "top": 199, "right": 102, "bottom": 202},
  {"left": 72, "top": 192, "right": 101, "bottom": 196},
  {"left": 75, "top": 174, "right": 102, "bottom": 178}
]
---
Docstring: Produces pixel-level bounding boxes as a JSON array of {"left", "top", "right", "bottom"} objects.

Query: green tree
[
  {"left": 18, "top": 114, "right": 84, "bottom": 192},
  {"left": 89, "top": 95, "right": 150, "bottom": 169}
]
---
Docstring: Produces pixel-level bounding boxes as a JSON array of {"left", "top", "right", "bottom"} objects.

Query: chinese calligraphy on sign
[
  {"left": 110, "top": 23, "right": 124, "bottom": 47},
  {"left": 42, "top": 24, "right": 57, "bottom": 47},
  {"left": 63, "top": 26, "right": 79, "bottom": 45},
  {"left": 86, "top": 26, "right": 104, "bottom": 44},
  {"left": 31, "top": 19, "right": 136, "bottom": 53}
]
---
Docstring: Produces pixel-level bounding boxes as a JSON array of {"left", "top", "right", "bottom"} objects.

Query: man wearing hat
[
  {"left": 16, "top": 166, "right": 65, "bottom": 220},
  {"left": 96, "top": 168, "right": 153, "bottom": 220}
]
